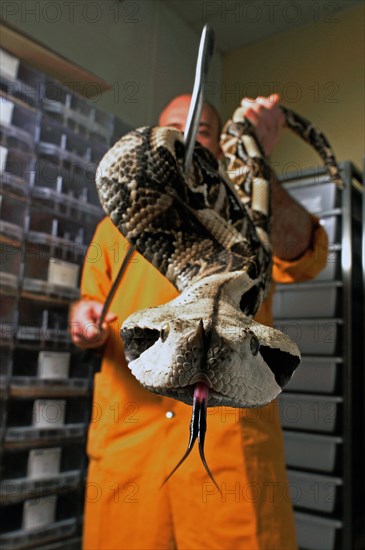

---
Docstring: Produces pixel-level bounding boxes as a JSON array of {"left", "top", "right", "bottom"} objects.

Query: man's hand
[
  {"left": 239, "top": 93, "right": 285, "bottom": 156},
  {"left": 69, "top": 299, "right": 117, "bottom": 349}
]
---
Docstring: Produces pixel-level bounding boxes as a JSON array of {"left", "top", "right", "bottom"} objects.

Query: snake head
[{"left": 121, "top": 273, "right": 300, "bottom": 408}]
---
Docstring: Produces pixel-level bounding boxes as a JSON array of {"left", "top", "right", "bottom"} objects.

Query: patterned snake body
[{"left": 96, "top": 108, "right": 343, "bottom": 481}]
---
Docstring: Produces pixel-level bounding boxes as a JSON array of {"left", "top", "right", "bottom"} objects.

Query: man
[{"left": 71, "top": 94, "right": 328, "bottom": 549}]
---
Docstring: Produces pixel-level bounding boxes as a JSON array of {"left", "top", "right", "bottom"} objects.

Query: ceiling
[{"left": 166, "top": 0, "right": 362, "bottom": 53}]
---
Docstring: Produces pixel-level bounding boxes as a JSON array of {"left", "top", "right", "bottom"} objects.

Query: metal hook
[{"left": 184, "top": 24, "right": 215, "bottom": 174}]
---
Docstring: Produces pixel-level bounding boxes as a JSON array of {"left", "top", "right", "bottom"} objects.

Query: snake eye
[
  {"left": 250, "top": 335, "right": 260, "bottom": 356},
  {"left": 160, "top": 324, "right": 170, "bottom": 342}
]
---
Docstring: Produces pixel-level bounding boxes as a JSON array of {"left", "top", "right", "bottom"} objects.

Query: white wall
[{"left": 222, "top": 4, "right": 364, "bottom": 172}]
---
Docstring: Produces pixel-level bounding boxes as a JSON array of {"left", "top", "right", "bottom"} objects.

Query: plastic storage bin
[
  {"left": 27, "top": 204, "right": 92, "bottom": 248},
  {"left": 0, "top": 242, "right": 22, "bottom": 292},
  {"left": 22, "top": 240, "right": 80, "bottom": 300},
  {"left": 1, "top": 94, "right": 39, "bottom": 143},
  {"left": 17, "top": 300, "right": 70, "bottom": 344},
  {"left": 283, "top": 179, "right": 341, "bottom": 213},
  {"left": 11, "top": 347, "right": 92, "bottom": 381},
  {"left": 272, "top": 281, "right": 342, "bottom": 319},
  {"left": 1, "top": 442, "right": 86, "bottom": 479},
  {"left": 286, "top": 356, "right": 342, "bottom": 393},
  {"left": 0, "top": 146, "right": 34, "bottom": 195},
  {"left": 1, "top": 119, "right": 35, "bottom": 154},
  {"left": 287, "top": 469, "right": 342, "bottom": 513},
  {"left": 0, "top": 192, "right": 27, "bottom": 243},
  {"left": 283, "top": 431, "right": 342, "bottom": 472},
  {"left": 0, "top": 492, "right": 78, "bottom": 549},
  {"left": 279, "top": 393, "right": 342, "bottom": 433},
  {"left": 37, "top": 116, "right": 91, "bottom": 164},
  {"left": 294, "top": 511, "right": 342, "bottom": 550},
  {"left": 0, "top": 49, "right": 43, "bottom": 108},
  {"left": 4, "top": 395, "right": 90, "bottom": 448},
  {"left": 31, "top": 156, "right": 103, "bottom": 217},
  {"left": 274, "top": 318, "right": 342, "bottom": 355}
]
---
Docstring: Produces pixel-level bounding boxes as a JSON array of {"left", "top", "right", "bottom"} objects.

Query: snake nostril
[{"left": 250, "top": 335, "right": 260, "bottom": 356}]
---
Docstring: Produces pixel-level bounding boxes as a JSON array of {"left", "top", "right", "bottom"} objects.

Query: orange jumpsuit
[{"left": 81, "top": 216, "right": 328, "bottom": 550}]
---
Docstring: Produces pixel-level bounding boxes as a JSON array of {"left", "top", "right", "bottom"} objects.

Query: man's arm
[
  {"left": 239, "top": 94, "right": 314, "bottom": 261},
  {"left": 69, "top": 219, "right": 117, "bottom": 350}
]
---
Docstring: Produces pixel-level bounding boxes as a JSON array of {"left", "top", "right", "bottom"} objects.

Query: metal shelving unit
[
  {"left": 0, "top": 48, "right": 119, "bottom": 549},
  {"left": 275, "top": 163, "right": 364, "bottom": 550}
]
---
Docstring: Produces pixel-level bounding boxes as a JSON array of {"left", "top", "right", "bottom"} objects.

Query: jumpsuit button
[{"left": 166, "top": 410, "right": 175, "bottom": 419}]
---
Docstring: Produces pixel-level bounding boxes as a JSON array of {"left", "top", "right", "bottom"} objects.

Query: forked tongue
[{"left": 161, "top": 382, "right": 219, "bottom": 491}]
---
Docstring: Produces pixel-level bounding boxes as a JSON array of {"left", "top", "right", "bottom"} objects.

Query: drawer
[
  {"left": 286, "top": 356, "right": 342, "bottom": 393},
  {"left": 287, "top": 470, "right": 342, "bottom": 513},
  {"left": 0, "top": 96, "right": 38, "bottom": 141},
  {"left": 279, "top": 393, "right": 342, "bottom": 432},
  {"left": 295, "top": 511, "right": 342, "bottom": 550},
  {"left": 274, "top": 318, "right": 342, "bottom": 355},
  {"left": 0, "top": 192, "right": 27, "bottom": 235},
  {"left": 273, "top": 282, "right": 341, "bottom": 319},
  {"left": 1, "top": 443, "right": 86, "bottom": 481},
  {"left": 0, "top": 146, "right": 34, "bottom": 194},
  {"left": 283, "top": 431, "right": 342, "bottom": 472},
  {"left": 0, "top": 494, "right": 77, "bottom": 548},
  {"left": 6, "top": 397, "right": 90, "bottom": 431},
  {"left": 284, "top": 180, "right": 341, "bottom": 213}
]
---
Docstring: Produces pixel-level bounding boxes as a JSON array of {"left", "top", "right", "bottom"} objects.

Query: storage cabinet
[
  {"left": 0, "top": 49, "right": 121, "bottom": 549},
  {"left": 276, "top": 164, "right": 364, "bottom": 550}
]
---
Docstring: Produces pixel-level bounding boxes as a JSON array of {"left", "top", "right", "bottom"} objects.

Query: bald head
[{"left": 158, "top": 94, "right": 222, "bottom": 158}]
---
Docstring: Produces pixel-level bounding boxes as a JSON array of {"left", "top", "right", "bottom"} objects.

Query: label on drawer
[
  {"left": 0, "top": 145, "right": 8, "bottom": 173},
  {"left": 23, "top": 495, "right": 57, "bottom": 530},
  {"left": 47, "top": 259, "right": 79, "bottom": 288},
  {"left": 0, "top": 49, "right": 20, "bottom": 78},
  {"left": 0, "top": 98, "right": 14, "bottom": 125},
  {"left": 27, "top": 448, "right": 61, "bottom": 479},
  {"left": 32, "top": 400, "right": 66, "bottom": 428},
  {"left": 37, "top": 351, "right": 70, "bottom": 379}
]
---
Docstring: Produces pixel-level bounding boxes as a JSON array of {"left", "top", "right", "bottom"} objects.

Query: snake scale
[{"left": 95, "top": 105, "right": 344, "bottom": 484}]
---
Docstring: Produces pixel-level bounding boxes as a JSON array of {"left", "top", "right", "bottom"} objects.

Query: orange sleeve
[
  {"left": 272, "top": 216, "right": 328, "bottom": 284},
  {"left": 80, "top": 217, "right": 128, "bottom": 302}
]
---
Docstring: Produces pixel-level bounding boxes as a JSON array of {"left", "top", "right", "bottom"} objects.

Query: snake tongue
[
  {"left": 161, "top": 382, "right": 220, "bottom": 491},
  {"left": 193, "top": 383, "right": 219, "bottom": 491},
  {"left": 193, "top": 381, "right": 210, "bottom": 402}
]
